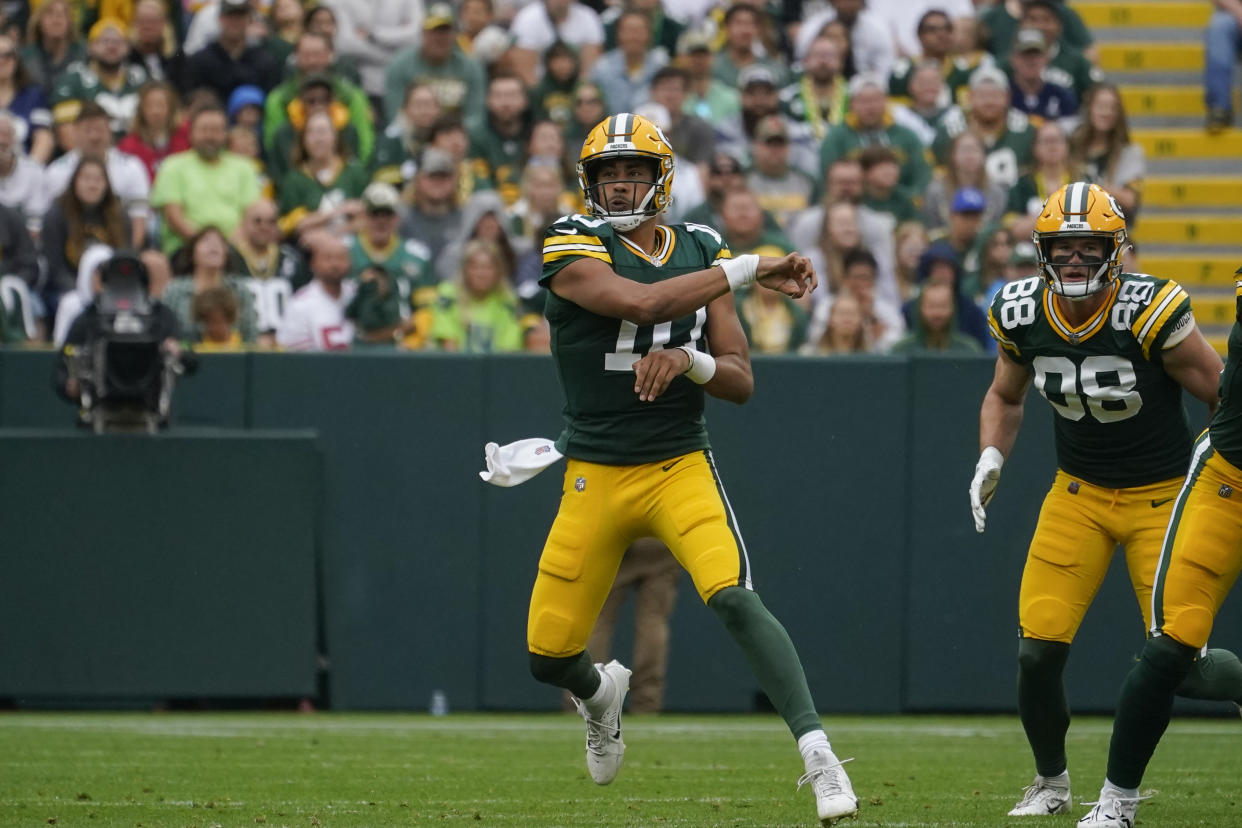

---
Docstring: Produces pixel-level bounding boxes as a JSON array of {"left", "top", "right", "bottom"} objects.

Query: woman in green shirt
[
  {"left": 430, "top": 238, "right": 525, "bottom": 353},
  {"left": 277, "top": 109, "right": 369, "bottom": 239}
]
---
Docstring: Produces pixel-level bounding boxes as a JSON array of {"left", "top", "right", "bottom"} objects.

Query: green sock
[
  {"left": 1106, "top": 635, "right": 1197, "bottom": 789},
  {"left": 1016, "top": 638, "right": 1071, "bottom": 778},
  {"left": 708, "top": 586, "right": 821, "bottom": 738},
  {"left": 529, "top": 651, "right": 600, "bottom": 700},
  {"left": 1174, "top": 647, "right": 1242, "bottom": 701}
]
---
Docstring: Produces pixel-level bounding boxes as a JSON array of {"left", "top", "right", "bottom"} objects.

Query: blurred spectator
[
  {"left": 719, "top": 187, "right": 793, "bottom": 258},
  {"left": 1068, "top": 82, "right": 1144, "bottom": 218},
  {"left": 722, "top": 64, "right": 816, "bottom": 173},
  {"left": 509, "top": 0, "right": 604, "bottom": 88},
  {"left": 0, "top": 112, "right": 46, "bottom": 226},
  {"left": 439, "top": 189, "right": 526, "bottom": 283},
  {"left": 923, "top": 129, "right": 1007, "bottom": 231},
  {"left": 889, "top": 10, "right": 976, "bottom": 108},
  {"left": 51, "top": 243, "right": 112, "bottom": 347},
  {"left": 713, "top": 3, "right": 787, "bottom": 89},
  {"left": 781, "top": 34, "right": 847, "bottom": 142},
  {"left": 301, "top": 3, "right": 364, "bottom": 88},
  {"left": 0, "top": 33, "right": 52, "bottom": 163},
  {"left": 400, "top": 147, "right": 463, "bottom": 265},
  {"left": 227, "top": 84, "right": 265, "bottom": 131},
  {"left": 890, "top": 280, "right": 982, "bottom": 353},
  {"left": 859, "top": 145, "right": 918, "bottom": 224},
  {"left": 328, "top": 0, "right": 424, "bottom": 102},
  {"left": 40, "top": 157, "right": 130, "bottom": 317},
  {"left": 227, "top": 122, "right": 273, "bottom": 199},
  {"left": 277, "top": 109, "right": 367, "bottom": 239},
  {"left": 1015, "top": 0, "right": 1101, "bottom": 100},
  {"left": 677, "top": 28, "right": 740, "bottom": 125},
  {"left": 20, "top": 0, "right": 86, "bottom": 97},
  {"left": 932, "top": 65, "right": 1034, "bottom": 188},
  {"left": 383, "top": 6, "right": 487, "bottom": 129},
  {"left": 603, "top": 0, "right": 684, "bottom": 56},
  {"left": 1006, "top": 28, "right": 1077, "bottom": 126},
  {"left": 44, "top": 102, "right": 149, "bottom": 248},
  {"left": 508, "top": 160, "right": 578, "bottom": 256},
  {"left": 525, "top": 117, "right": 574, "bottom": 185},
  {"left": 430, "top": 238, "right": 525, "bottom": 352},
  {"left": 457, "top": 0, "right": 510, "bottom": 61},
  {"left": 800, "top": 290, "right": 868, "bottom": 355},
  {"left": 263, "top": 32, "right": 373, "bottom": 170},
  {"left": 151, "top": 104, "right": 260, "bottom": 254},
  {"left": 232, "top": 197, "right": 307, "bottom": 287},
  {"left": 746, "top": 114, "right": 817, "bottom": 230},
  {"left": 931, "top": 186, "right": 988, "bottom": 297},
  {"left": 793, "top": 0, "right": 896, "bottom": 80},
  {"left": 371, "top": 81, "right": 441, "bottom": 186},
  {"left": 980, "top": 0, "right": 1094, "bottom": 65},
  {"left": 191, "top": 284, "right": 244, "bottom": 350},
  {"left": 127, "top": 0, "right": 187, "bottom": 94},
  {"left": 117, "top": 80, "right": 187, "bottom": 184},
  {"left": 820, "top": 74, "right": 932, "bottom": 200},
  {"left": 647, "top": 65, "right": 716, "bottom": 167},
  {"left": 972, "top": 225, "right": 1016, "bottom": 302},
  {"left": 562, "top": 80, "right": 608, "bottom": 153},
  {"left": 52, "top": 18, "right": 148, "bottom": 138},
  {"left": 344, "top": 263, "right": 407, "bottom": 346},
  {"left": 468, "top": 73, "right": 532, "bottom": 206},
  {"left": 264, "top": 0, "right": 305, "bottom": 68},
  {"left": 590, "top": 10, "right": 667, "bottom": 114},
  {"left": 268, "top": 73, "right": 365, "bottom": 183},
  {"left": 735, "top": 280, "right": 809, "bottom": 353},
  {"left": 428, "top": 114, "right": 491, "bottom": 202},
  {"left": 0, "top": 199, "right": 37, "bottom": 300},
  {"left": 185, "top": 0, "right": 281, "bottom": 106},
  {"left": 982, "top": 237, "right": 1038, "bottom": 307},
  {"left": 910, "top": 240, "right": 990, "bottom": 350},
  {"left": 164, "top": 225, "right": 260, "bottom": 344},
  {"left": 681, "top": 150, "right": 745, "bottom": 230},
  {"left": 894, "top": 220, "right": 930, "bottom": 301},
  {"left": 890, "top": 61, "right": 951, "bottom": 146},
  {"left": 1006, "top": 120, "right": 1076, "bottom": 235},
  {"left": 276, "top": 233, "right": 355, "bottom": 351},
  {"left": 1206, "top": 0, "right": 1242, "bottom": 131},
  {"left": 140, "top": 249, "right": 173, "bottom": 300},
  {"left": 805, "top": 247, "right": 905, "bottom": 354},
  {"left": 630, "top": 102, "right": 703, "bottom": 223},
  {"left": 344, "top": 181, "right": 435, "bottom": 347},
  {"left": 531, "top": 40, "right": 581, "bottom": 129}
]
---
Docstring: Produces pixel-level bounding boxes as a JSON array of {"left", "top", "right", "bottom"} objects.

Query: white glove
[{"left": 969, "top": 446, "right": 1005, "bottom": 533}]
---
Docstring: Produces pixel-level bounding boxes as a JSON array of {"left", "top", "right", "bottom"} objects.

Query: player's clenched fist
[{"left": 756, "top": 253, "right": 817, "bottom": 298}]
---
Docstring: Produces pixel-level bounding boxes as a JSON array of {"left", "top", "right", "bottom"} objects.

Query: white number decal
[
  {"left": 604, "top": 308, "right": 706, "bottom": 371},
  {"left": 684, "top": 222, "right": 723, "bottom": 245},
  {"left": 999, "top": 276, "right": 1040, "bottom": 329},
  {"left": 985, "top": 147, "right": 1020, "bottom": 188},
  {"left": 1033, "top": 354, "right": 1143, "bottom": 423}
]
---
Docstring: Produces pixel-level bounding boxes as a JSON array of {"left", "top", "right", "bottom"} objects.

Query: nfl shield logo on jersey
[{"left": 575, "top": 476, "right": 587, "bottom": 492}]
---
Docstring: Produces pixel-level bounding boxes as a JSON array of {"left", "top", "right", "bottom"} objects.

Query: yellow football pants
[
  {"left": 1019, "top": 469, "right": 1184, "bottom": 643},
  {"left": 527, "top": 450, "right": 750, "bottom": 658}
]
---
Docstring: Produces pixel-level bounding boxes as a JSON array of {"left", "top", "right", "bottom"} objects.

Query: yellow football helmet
[
  {"left": 577, "top": 112, "right": 675, "bottom": 232},
  {"left": 1033, "top": 181, "right": 1129, "bottom": 299}
]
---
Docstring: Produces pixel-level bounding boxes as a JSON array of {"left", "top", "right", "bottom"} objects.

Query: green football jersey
[
  {"left": 932, "top": 106, "right": 1035, "bottom": 188},
  {"left": 987, "top": 272, "right": 1196, "bottom": 487},
  {"left": 1209, "top": 278, "right": 1242, "bottom": 467},
  {"left": 539, "top": 213, "right": 732, "bottom": 465},
  {"left": 51, "top": 61, "right": 148, "bottom": 136}
]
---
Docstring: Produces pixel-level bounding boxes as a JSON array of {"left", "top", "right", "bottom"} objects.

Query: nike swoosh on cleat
[
  {"left": 1151, "top": 497, "right": 1174, "bottom": 508},
  {"left": 661, "top": 458, "right": 684, "bottom": 472}
]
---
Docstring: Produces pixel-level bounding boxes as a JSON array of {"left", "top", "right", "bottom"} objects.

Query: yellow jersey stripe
[
  {"left": 543, "top": 234, "right": 602, "bottom": 248},
  {"left": 1139, "top": 288, "right": 1189, "bottom": 357},
  {"left": 543, "top": 248, "right": 612, "bottom": 264},
  {"left": 1132, "top": 281, "right": 1181, "bottom": 342}
]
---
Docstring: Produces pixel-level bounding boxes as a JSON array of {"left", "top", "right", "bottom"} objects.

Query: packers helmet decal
[
  {"left": 1033, "top": 181, "right": 1129, "bottom": 300},
  {"left": 577, "top": 112, "right": 675, "bottom": 232}
]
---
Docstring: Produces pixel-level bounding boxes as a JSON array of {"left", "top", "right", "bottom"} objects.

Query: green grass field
[{"left": 1, "top": 712, "right": 1240, "bottom": 827}]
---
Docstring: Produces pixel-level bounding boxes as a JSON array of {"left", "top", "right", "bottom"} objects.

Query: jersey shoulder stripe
[
  {"left": 1125, "top": 273, "right": 1191, "bottom": 358},
  {"left": 540, "top": 215, "right": 616, "bottom": 275}
]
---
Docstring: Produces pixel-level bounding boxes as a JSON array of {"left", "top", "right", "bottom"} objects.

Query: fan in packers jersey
[
  {"left": 527, "top": 112, "right": 859, "bottom": 826},
  {"left": 970, "top": 181, "right": 1242, "bottom": 818},
  {"left": 1077, "top": 266, "right": 1242, "bottom": 825}
]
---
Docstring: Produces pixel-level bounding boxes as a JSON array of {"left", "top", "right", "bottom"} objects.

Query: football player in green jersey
[
  {"left": 1078, "top": 269, "right": 1242, "bottom": 826},
  {"left": 970, "top": 181, "right": 1242, "bottom": 818},
  {"left": 527, "top": 112, "right": 859, "bottom": 826}
]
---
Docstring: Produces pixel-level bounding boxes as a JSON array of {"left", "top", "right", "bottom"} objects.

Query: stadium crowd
[{"left": 0, "top": 0, "right": 1187, "bottom": 355}]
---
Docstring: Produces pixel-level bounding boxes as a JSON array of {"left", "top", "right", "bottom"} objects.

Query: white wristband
[
  {"left": 677, "top": 345, "right": 717, "bottom": 384},
  {"left": 720, "top": 254, "right": 759, "bottom": 291}
]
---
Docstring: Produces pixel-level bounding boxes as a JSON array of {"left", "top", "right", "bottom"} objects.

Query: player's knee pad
[
  {"left": 1166, "top": 606, "right": 1215, "bottom": 650},
  {"left": 707, "top": 585, "right": 762, "bottom": 632},
  {"left": 1141, "top": 634, "right": 1199, "bottom": 683},
  {"left": 529, "top": 651, "right": 587, "bottom": 687},
  {"left": 1017, "top": 637, "right": 1071, "bottom": 680},
  {"left": 1020, "top": 596, "right": 1076, "bottom": 642}
]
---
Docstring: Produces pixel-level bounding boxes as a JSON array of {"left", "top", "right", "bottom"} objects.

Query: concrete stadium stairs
[{"left": 1075, "top": 0, "right": 1242, "bottom": 352}]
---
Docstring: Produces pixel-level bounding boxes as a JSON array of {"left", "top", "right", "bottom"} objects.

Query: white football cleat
[
  {"left": 1008, "top": 775, "right": 1071, "bottom": 816},
  {"left": 798, "top": 749, "right": 859, "bottom": 826},
  {"left": 1077, "top": 788, "right": 1143, "bottom": 827},
  {"left": 573, "top": 659, "right": 631, "bottom": 785}
]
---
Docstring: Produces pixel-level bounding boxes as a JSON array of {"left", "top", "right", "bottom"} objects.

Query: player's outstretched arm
[
  {"left": 971, "top": 354, "right": 1032, "bottom": 532},
  {"left": 1163, "top": 324, "right": 1224, "bottom": 416}
]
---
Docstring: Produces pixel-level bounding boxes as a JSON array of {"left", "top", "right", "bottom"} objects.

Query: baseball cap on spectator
[
  {"left": 951, "top": 187, "right": 987, "bottom": 213},
  {"left": 220, "top": 0, "right": 251, "bottom": 15},
  {"left": 1014, "top": 28, "right": 1048, "bottom": 53},
  {"left": 755, "top": 115, "right": 788, "bottom": 142},
  {"left": 847, "top": 73, "right": 887, "bottom": 97},
  {"left": 227, "top": 85, "right": 265, "bottom": 122},
  {"left": 676, "top": 29, "right": 713, "bottom": 55},
  {"left": 419, "top": 147, "right": 456, "bottom": 176},
  {"left": 88, "top": 17, "right": 126, "bottom": 41},
  {"left": 969, "top": 64, "right": 1010, "bottom": 90},
  {"left": 738, "top": 65, "right": 778, "bottom": 90},
  {"left": 1010, "top": 240, "right": 1039, "bottom": 265},
  {"left": 362, "top": 182, "right": 401, "bottom": 214},
  {"left": 424, "top": 3, "right": 454, "bottom": 30}
]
